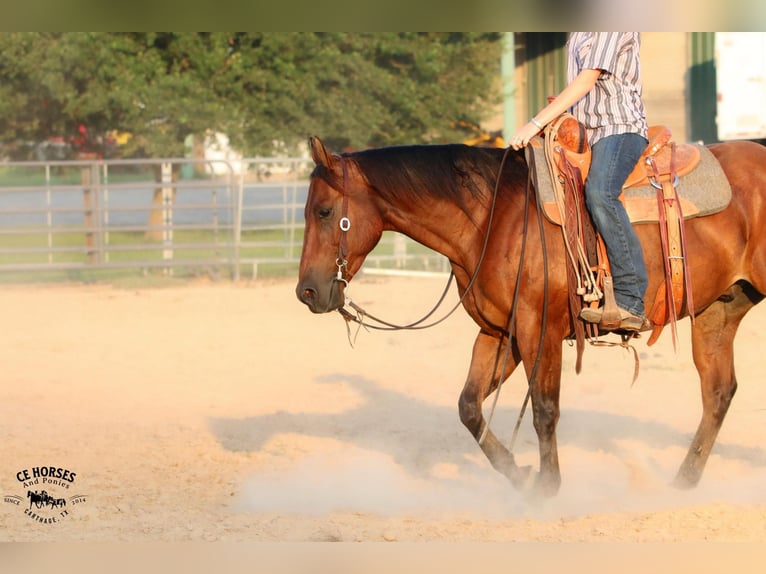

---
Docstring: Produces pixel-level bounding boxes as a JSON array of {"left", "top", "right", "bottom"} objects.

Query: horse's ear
[{"left": 309, "top": 136, "right": 338, "bottom": 169}]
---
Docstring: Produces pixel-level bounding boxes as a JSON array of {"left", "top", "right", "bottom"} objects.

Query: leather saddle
[{"left": 541, "top": 115, "right": 700, "bottom": 350}]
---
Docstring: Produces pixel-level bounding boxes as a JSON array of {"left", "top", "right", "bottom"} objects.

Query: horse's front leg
[
  {"left": 527, "top": 336, "right": 563, "bottom": 497},
  {"left": 458, "top": 331, "right": 532, "bottom": 490}
]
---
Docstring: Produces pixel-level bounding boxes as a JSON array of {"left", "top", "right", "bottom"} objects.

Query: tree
[
  {"left": 110, "top": 32, "right": 234, "bottom": 158},
  {"left": 220, "top": 32, "right": 503, "bottom": 154},
  {"left": 0, "top": 32, "right": 227, "bottom": 159},
  {"left": 0, "top": 32, "right": 503, "bottom": 160}
]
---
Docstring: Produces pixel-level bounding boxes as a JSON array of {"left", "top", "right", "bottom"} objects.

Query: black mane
[
  {"left": 350, "top": 144, "right": 513, "bottom": 208},
  {"left": 312, "top": 143, "right": 525, "bottom": 212}
]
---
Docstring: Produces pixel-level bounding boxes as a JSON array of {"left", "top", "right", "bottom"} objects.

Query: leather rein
[{"left": 331, "top": 148, "right": 551, "bottom": 453}]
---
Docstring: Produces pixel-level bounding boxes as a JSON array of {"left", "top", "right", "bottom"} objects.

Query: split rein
[{"left": 332, "top": 149, "right": 551, "bottom": 453}]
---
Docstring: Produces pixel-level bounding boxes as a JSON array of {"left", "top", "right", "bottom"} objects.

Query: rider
[{"left": 509, "top": 32, "right": 649, "bottom": 332}]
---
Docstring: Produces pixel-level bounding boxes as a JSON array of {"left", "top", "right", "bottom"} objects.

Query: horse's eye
[{"left": 317, "top": 207, "right": 332, "bottom": 220}]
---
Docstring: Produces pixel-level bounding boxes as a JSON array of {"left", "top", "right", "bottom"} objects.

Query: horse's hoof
[
  {"left": 509, "top": 464, "right": 535, "bottom": 491},
  {"left": 532, "top": 474, "right": 561, "bottom": 498},
  {"left": 671, "top": 471, "right": 700, "bottom": 490}
]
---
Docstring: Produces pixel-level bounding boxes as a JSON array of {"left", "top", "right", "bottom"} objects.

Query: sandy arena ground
[{"left": 2, "top": 273, "right": 766, "bottom": 545}]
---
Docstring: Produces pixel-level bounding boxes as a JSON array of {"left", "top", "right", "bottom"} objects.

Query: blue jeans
[{"left": 585, "top": 133, "right": 649, "bottom": 316}]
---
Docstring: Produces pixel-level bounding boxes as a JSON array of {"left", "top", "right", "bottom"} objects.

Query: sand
[{"left": 2, "top": 274, "right": 766, "bottom": 544}]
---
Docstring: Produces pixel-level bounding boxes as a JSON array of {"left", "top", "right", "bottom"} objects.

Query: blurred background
[{"left": 0, "top": 32, "right": 760, "bottom": 284}]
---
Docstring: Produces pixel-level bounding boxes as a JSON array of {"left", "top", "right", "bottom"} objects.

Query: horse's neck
[{"left": 382, "top": 193, "right": 490, "bottom": 266}]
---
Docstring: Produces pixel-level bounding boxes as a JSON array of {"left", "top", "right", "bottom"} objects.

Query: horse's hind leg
[
  {"left": 458, "top": 331, "right": 532, "bottom": 489},
  {"left": 675, "top": 281, "right": 763, "bottom": 488}
]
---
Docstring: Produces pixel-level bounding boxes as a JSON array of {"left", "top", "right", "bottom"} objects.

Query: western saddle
[{"left": 542, "top": 114, "right": 699, "bottom": 353}]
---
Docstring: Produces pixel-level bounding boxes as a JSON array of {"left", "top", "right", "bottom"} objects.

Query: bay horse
[{"left": 296, "top": 135, "right": 766, "bottom": 496}]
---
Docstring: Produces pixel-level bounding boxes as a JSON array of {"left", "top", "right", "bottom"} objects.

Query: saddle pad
[{"left": 530, "top": 139, "right": 732, "bottom": 225}]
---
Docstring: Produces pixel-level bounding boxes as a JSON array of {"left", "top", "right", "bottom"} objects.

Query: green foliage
[{"left": 0, "top": 32, "right": 503, "bottom": 159}]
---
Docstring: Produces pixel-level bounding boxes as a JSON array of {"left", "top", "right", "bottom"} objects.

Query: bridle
[{"left": 333, "top": 159, "right": 352, "bottom": 290}]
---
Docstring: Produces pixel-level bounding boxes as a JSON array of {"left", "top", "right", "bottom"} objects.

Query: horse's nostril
[{"left": 299, "top": 286, "right": 316, "bottom": 304}]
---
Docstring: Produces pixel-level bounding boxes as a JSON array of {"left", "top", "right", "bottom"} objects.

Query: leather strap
[
  {"left": 339, "top": 158, "right": 351, "bottom": 263},
  {"left": 646, "top": 143, "right": 695, "bottom": 348}
]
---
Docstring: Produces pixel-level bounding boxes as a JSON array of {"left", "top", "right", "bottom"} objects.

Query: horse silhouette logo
[{"left": 27, "top": 490, "right": 67, "bottom": 510}]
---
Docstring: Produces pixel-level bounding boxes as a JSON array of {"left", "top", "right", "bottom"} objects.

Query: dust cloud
[{"left": 238, "top": 439, "right": 766, "bottom": 520}]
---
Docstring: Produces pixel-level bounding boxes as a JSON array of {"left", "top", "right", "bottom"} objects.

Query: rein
[
  {"left": 480, "top": 145, "right": 549, "bottom": 449},
  {"left": 332, "top": 147, "right": 550, "bottom": 457}
]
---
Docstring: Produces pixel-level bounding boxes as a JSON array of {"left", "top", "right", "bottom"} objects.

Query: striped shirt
[{"left": 567, "top": 32, "right": 648, "bottom": 145}]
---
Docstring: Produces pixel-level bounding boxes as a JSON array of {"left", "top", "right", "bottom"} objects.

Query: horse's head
[{"left": 296, "top": 136, "right": 384, "bottom": 313}]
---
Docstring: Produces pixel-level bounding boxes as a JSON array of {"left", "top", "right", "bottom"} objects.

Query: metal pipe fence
[{"left": 0, "top": 156, "right": 449, "bottom": 281}]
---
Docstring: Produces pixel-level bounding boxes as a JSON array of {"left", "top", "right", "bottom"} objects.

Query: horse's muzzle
[{"left": 296, "top": 278, "right": 344, "bottom": 313}]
